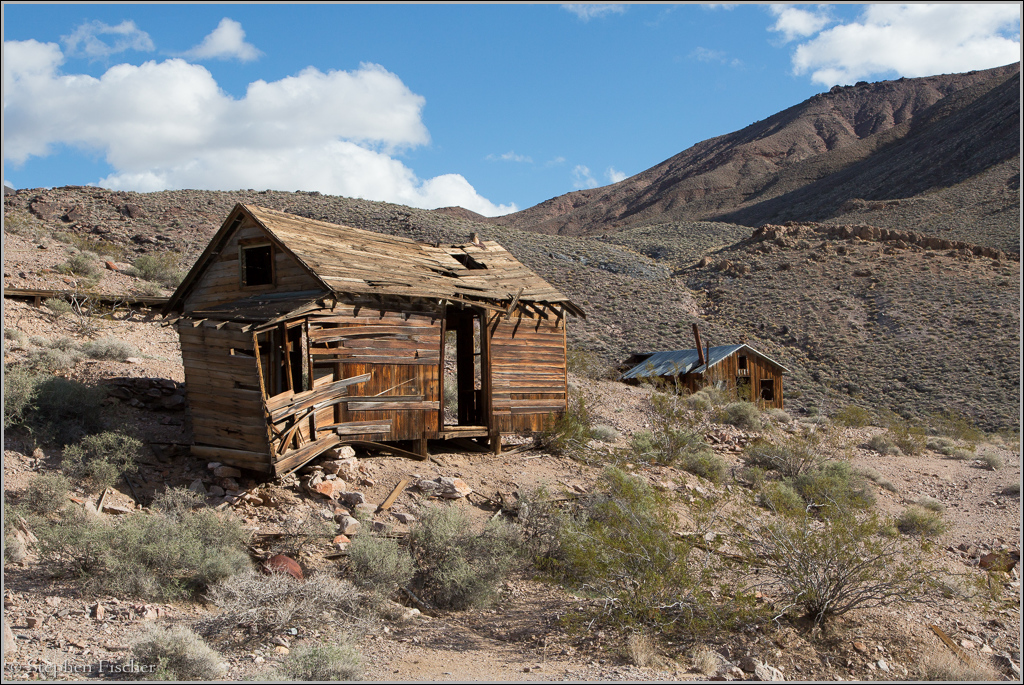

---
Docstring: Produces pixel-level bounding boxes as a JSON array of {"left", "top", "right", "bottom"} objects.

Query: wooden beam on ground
[
  {"left": 378, "top": 479, "right": 410, "bottom": 513},
  {"left": 341, "top": 440, "right": 428, "bottom": 461}
]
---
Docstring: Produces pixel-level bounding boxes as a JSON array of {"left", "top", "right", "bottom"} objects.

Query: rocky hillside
[{"left": 486, "top": 63, "right": 1020, "bottom": 254}]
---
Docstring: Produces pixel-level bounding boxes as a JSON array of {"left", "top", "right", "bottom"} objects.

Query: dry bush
[
  {"left": 81, "top": 336, "right": 139, "bottom": 361},
  {"left": 722, "top": 401, "right": 762, "bottom": 430},
  {"left": 22, "top": 473, "right": 71, "bottom": 516},
  {"left": 763, "top": 407, "right": 792, "bottom": 423},
  {"left": 919, "top": 649, "right": 999, "bottom": 681},
  {"left": 742, "top": 432, "right": 830, "bottom": 479},
  {"left": 915, "top": 496, "right": 945, "bottom": 513},
  {"left": 131, "top": 624, "right": 226, "bottom": 681},
  {"left": 348, "top": 532, "right": 414, "bottom": 597},
  {"left": 734, "top": 509, "right": 948, "bottom": 626},
  {"left": 689, "top": 645, "right": 725, "bottom": 675},
  {"left": 591, "top": 424, "right": 621, "bottom": 442},
  {"left": 128, "top": 253, "right": 184, "bottom": 289},
  {"left": 278, "top": 643, "right": 363, "bottom": 681},
  {"left": 896, "top": 506, "right": 947, "bottom": 538},
  {"left": 205, "top": 569, "right": 362, "bottom": 632},
  {"left": 867, "top": 433, "right": 899, "bottom": 455},
  {"left": 979, "top": 453, "right": 1004, "bottom": 470},
  {"left": 854, "top": 466, "right": 898, "bottom": 493},
  {"left": 626, "top": 632, "right": 660, "bottom": 668}
]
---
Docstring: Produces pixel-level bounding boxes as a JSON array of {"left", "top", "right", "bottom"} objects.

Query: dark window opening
[
  {"left": 738, "top": 355, "right": 748, "bottom": 370},
  {"left": 452, "top": 253, "right": 487, "bottom": 270},
  {"left": 759, "top": 379, "right": 775, "bottom": 401},
  {"left": 736, "top": 376, "right": 751, "bottom": 401},
  {"left": 241, "top": 244, "right": 274, "bottom": 286}
]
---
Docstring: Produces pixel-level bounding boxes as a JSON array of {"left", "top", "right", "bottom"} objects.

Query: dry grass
[{"left": 918, "top": 648, "right": 1000, "bottom": 681}]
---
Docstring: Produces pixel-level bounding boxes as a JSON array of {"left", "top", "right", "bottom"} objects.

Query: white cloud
[
  {"left": 3, "top": 41, "right": 515, "bottom": 216},
  {"left": 562, "top": 4, "right": 627, "bottom": 21},
  {"left": 606, "top": 167, "right": 627, "bottom": 183},
  {"left": 61, "top": 20, "right": 154, "bottom": 58},
  {"left": 768, "top": 4, "right": 830, "bottom": 43},
  {"left": 183, "top": 18, "right": 262, "bottom": 62},
  {"left": 572, "top": 164, "right": 598, "bottom": 189},
  {"left": 545, "top": 156, "right": 567, "bottom": 167},
  {"left": 486, "top": 150, "right": 533, "bottom": 163},
  {"left": 786, "top": 4, "right": 1021, "bottom": 86}
]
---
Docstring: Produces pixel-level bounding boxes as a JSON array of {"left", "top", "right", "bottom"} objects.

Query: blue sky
[{"left": 3, "top": 3, "right": 1020, "bottom": 215}]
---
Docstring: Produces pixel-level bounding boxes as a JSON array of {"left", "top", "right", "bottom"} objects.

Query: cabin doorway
[{"left": 442, "top": 307, "right": 486, "bottom": 429}]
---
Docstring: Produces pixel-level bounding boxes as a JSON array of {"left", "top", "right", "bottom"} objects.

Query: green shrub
[
  {"left": 742, "top": 434, "right": 828, "bottom": 479},
  {"left": 684, "top": 386, "right": 730, "bottom": 412},
  {"left": 679, "top": 446, "right": 727, "bottom": 483},
  {"left": 278, "top": 643, "right": 363, "bottom": 682},
  {"left": 61, "top": 431, "right": 141, "bottom": 493},
  {"left": 540, "top": 390, "right": 593, "bottom": 457},
  {"left": 4, "top": 364, "right": 37, "bottom": 429},
  {"left": 128, "top": 253, "right": 184, "bottom": 289},
  {"left": 34, "top": 503, "right": 251, "bottom": 600},
  {"left": 895, "top": 506, "right": 947, "bottom": 538},
  {"left": 56, "top": 253, "right": 100, "bottom": 278},
  {"left": 28, "top": 347, "right": 86, "bottom": 372},
  {"left": 81, "top": 336, "right": 139, "bottom": 361},
  {"left": 408, "top": 504, "right": 521, "bottom": 610},
  {"left": 789, "top": 461, "right": 875, "bottom": 514},
  {"left": 980, "top": 453, "right": 1004, "bottom": 470},
  {"left": 22, "top": 473, "right": 71, "bottom": 516},
  {"left": 833, "top": 405, "right": 873, "bottom": 427},
  {"left": 757, "top": 482, "right": 805, "bottom": 516},
  {"left": 926, "top": 436, "right": 957, "bottom": 455},
  {"left": 915, "top": 496, "right": 945, "bottom": 513},
  {"left": 5, "top": 328, "right": 28, "bottom": 345},
  {"left": 205, "top": 570, "right": 361, "bottom": 632},
  {"left": 854, "top": 466, "right": 897, "bottom": 493},
  {"left": 722, "top": 402, "right": 761, "bottom": 430},
  {"left": 542, "top": 467, "right": 714, "bottom": 631},
  {"left": 132, "top": 624, "right": 226, "bottom": 681},
  {"left": 348, "top": 533, "right": 414, "bottom": 597},
  {"left": 866, "top": 433, "right": 898, "bottom": 455},
  {"left": 735, "top": 510, "right": 947, "bottom": 626},
  {"left": 930, "top": 410, "right": 985, "bottom": 444}
]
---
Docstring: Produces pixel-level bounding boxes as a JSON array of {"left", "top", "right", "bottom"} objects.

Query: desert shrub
[
  {"left": 56, "top": 253, "right": 100, "bottom": 278},
  {"left": 408, "top": 504, "right": 521, "bottom": 610},
  {"left": 131, "top": 624, "right": 226, "bottom": 681},
  {"left": 926, "top": 436, "right": 957, "bottom": 455},
  {"left": 22, "top": 473, "right": 71, "bottom": 516},
  {"left": 128, "top": 253, "right": 184, "bottom": 289},
  {"left": 206, "top": 569, "right": 361, "bottom": 632},
  {"left": 348, "top": 533, "right": 414, "bottom": 597},
  {"left": 734, "top": 509, "right": 946, "bottom": 626},
  {"left": 625, "top": 633, "right": 660, "bottom": 668},
  {"left": 722, "top": 401, "right": 761, "bottom": 430},
  {"left": 930, "top": 410, "right": 985, "bottom": 444},
  {"left": 690, "top": 645, "right": 725, "bottom": 675},
  {"left": 763, "top": 407, "right": 792, "bottom": 423},
  {"left": 980, "top": 453, "right": 1003, "bottom": 470},
  {"left": 919, "top": 649, "right": 999, "bottom": 681},
  {"left": 854, "top": 466, "right": 897, "bottom": 493},
  {"left": 895, "top": 506, "right": 947, "bottom": 538},
  {"left": 28, "top": 347, "right": 86, "bottom": 372},
  {"left": 1000, "top": 483, "right": 1020, "bottom": 496},
  {"left": 21, "top": 375, "right": 106, "bottom": 445},
  {"left": 81, "top": 336, "right": 139, "bottom": 361},
  {"left": 742, "top": 433, "right": 829, "bottom": 479},
  {"left": 278, "top": 643, "right": 363, "bottom": 681},
  {"left": 34, "top": 504, "right": 250, "bottom": 600},
  {"left": 541, "top": 467, "right": 715, "bottom": 631},
  {"left": 151, "top": 486, "right": 205, "bottom": 518},
  {"left": 879, "top": 412, "right": 927, "bottom": 455},
  {"left": 684, "top": 385, "right": 730, "bottom": 412},
  {"left": 540, "top": 390, "right": 593, "bottom": 457},
  {"left": 757, "top": 481, "right": 805, "bottom": 516},
  {"left": 680, "top": 447, "right": 727, "bottom": 483},
  {"left": 4, "top": 364, "right": 37, "bottom": 429},
  {"left": 915, "top": 496, "right": 945, "bottom": 513},
  {"left": 789, "top": 461, "right": 875, "bottom": 513},
  {"left": 61, "top": 431, "right": 141, "bottom": 493},
  {"left": 591, "top": 424, "right": 620, "bottom": 443},
  {"left": 866, "top": 433, "right": 898, "bottom": 455},
  {"left": 5, "top": 327, "right": 29, "bottom": 345},
  {"left": 833, "top": 405, "right": 873, "bottom": 427}
]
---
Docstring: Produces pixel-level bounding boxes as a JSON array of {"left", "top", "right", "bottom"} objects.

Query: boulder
[
  {"left": 417, "top": 477, "right": 472, "bottom": 499},
  {"left": 263, "top": 554, "right": 303, "bottom": 580}
]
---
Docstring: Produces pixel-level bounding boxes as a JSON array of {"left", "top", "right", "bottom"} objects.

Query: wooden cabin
[
  {"left": 620, "top": 342, "right": 787, "bottom": 409},
  {"left": 163, "top": 204, "right": 584, "bottom": 477}
]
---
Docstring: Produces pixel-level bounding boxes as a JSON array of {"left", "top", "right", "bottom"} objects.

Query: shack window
[
  {"left": 240, "top": 243, "right": 274, "bottom": 286},
  {"left": 759, "top": 379, "right": 775, "bottom": 401},
  {"left": 738, "top": 355, "right": 748, "bottom": 370}
]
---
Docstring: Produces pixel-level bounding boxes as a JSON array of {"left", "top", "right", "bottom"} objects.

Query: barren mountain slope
[{"left": 486, "top": 63, "right": 1020, "bottom": 251}]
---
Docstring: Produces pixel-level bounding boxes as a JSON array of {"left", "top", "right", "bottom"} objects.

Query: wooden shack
[
  {"left": 163, "top": 204, "right": 584, "bottom": 476},
  {"left": 620, "top": 329, "right": 787, "bottom": 409}
]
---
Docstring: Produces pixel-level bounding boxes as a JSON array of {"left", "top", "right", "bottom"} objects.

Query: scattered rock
[
  {"left": 417, "top": 477, "right": 472, "bottom": 499},
  {"left": 338, "top": 516, "right": 361, "bottom": 536},
  {"left": 263, "top": 554, "right": 303, "bottom": 580}
]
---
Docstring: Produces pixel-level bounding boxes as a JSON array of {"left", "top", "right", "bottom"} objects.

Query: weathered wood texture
[
  {"left": 183, "top": 221, "right": 321, "bottom": 312},
  {"left": 487, "top": 309, "right": 567, "bottom": 434},
  {"left": 682, "top": 352, "right": 785, "bottom": 409},
  {"left": 177, "top": 321, "right": 272, "bottom": 467}
]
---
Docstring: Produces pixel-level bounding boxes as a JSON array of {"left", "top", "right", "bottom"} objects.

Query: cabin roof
[
  {"left": 166, "top": 204, "right": 583, "bottom": 317},
  {"left": 619, "top": 344, "right": 789, "bottom": 380}
]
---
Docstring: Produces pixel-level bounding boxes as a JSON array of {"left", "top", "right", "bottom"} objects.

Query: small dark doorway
[
  {"left": 759, "top": 379, "right": 775, "bottom": 401},
  {"left": 443, "top": 307, "right": 484, "bottom": 427}
]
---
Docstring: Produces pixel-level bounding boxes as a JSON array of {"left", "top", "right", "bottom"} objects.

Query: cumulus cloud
[
  {"left": 562, "top": 4, "right": 626, "bottom": 21},
  {"left": 572, "top": 164, "right": 598, "bottom": 189},
  {"left": 768, "top": 4, "right": 830, "bottom": 42},
  {"left": 183, "top": 18, "right": 262, "bottom": 62},
  {"left": 61, "top": 20, "right": 154, "bottom": 58},
  {"left": 3, "top": 40, "right": 514, "bottom": 216},
  {"left": 486, "top": 150, "right": 533, "bottom": 163},
  {"left": 785, "top": 4, "right": 1021, "bottom": 86},
  {"left": 606, "top": 167, "right": 627, "bottom": 183}
]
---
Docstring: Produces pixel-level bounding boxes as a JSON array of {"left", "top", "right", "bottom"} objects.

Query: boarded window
[
  {"left": 241, "top": 244, "right": 274, "bottom": 286},
  {"left": 759, "top": 379, "right": 774, "bottom": 401}
]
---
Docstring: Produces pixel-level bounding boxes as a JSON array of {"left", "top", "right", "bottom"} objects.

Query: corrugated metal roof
[{"left": 619, "top": 344, "right": 789, "bottom": 379}]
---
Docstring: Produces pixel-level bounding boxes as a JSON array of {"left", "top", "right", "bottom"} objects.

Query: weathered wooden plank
[
  {"left": 345, "top": 400, "right": 439, "bottom": 411},
  {"left": 273, "top": 434, "right": 342, "bottom": 475},
  {"left": 190, "top": 445, "right": 272, "bottom": 469},
  {"left": 266, "top": 373, "right": 371, "bottom": 414}
]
